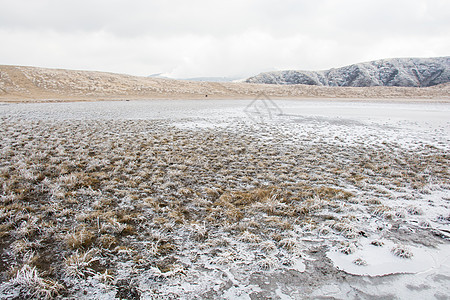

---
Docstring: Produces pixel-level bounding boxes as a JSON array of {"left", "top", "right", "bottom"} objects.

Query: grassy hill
[{"left": 1, "top": 65, "right": 449, "bottom": 102}]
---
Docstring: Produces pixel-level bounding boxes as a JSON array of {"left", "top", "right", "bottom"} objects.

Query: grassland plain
[{"left": 0, "top": 100, "right": 449, "bottom": 299}]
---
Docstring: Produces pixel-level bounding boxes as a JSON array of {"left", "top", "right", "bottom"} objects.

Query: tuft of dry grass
[
  {"left": 352, "top": 258, "right": 367, "bottom": 266},
  {"left": 391, "top": 244, "right": 414, "bottom": 259},
  {"left": 5, "top": 265, "right": 64, "bottom": 299},
  {"left": 370, "top": 205, "right": 394, "bottom": 219},
  {"left": 257, "top": 256, "right": 278, "bottom": 271},
  {"left": 338, "top": 241, "right": 357, "bottom": 255},
  {"left": 370, "top": 240, "right": 384, "bottom": 247},
  {"left": 64, "top": 249, "right": 99, "bottom": 278},
  {"left": 65, "top": 229, "right": 96, "bottom": 250}
]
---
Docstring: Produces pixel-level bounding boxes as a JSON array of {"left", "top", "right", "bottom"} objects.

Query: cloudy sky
[{"left": 0, "top": 0, "right": 448, "bottom": 78}]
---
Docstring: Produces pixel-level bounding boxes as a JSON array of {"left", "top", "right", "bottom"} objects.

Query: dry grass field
[{"left": 0, "top": 99, "right": 449, "bottom": 298}]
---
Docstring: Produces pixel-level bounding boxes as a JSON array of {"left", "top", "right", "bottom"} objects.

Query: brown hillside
[{"left": 0, "top": 65, "right": 449, "bottom": 102}]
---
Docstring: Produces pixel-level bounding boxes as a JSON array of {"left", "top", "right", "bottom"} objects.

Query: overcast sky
[{"left": 0, "top": 0, "right": 448, "bottom": 78}]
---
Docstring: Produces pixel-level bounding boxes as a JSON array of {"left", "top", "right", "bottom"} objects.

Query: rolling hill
[{"left": 0, "top": 64, "right": 449, "bottom": 102}]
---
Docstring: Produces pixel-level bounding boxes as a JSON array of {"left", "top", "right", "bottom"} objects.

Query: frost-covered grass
[
  {"left": 391, "top": 244, "right": 414, "bottom": 259},
  {"left": 0, "top": 105, "right": 449, "bottom": 298},
  {"left": 2, "top": 265, "right": 63, "bottom": 299}
]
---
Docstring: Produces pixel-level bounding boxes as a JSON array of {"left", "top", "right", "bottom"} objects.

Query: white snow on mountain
[{"left": 246, "top": 57, "right": 450, "bottom": 87}]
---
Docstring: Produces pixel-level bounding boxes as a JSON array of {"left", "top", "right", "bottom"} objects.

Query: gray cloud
[{"left": 0, "top": 0, "right": 448, "bottom": 78}]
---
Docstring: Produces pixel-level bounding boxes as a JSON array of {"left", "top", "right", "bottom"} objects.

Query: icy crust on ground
[
  {"left": 0, "top": 100, "right": 449, "bottom": 299},
  {"left": 327, "top": 239, "right": 450, "bottom": 276}
]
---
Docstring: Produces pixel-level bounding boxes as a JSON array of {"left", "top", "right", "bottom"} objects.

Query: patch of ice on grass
[
  {"left": 275, "top": 287, "right": 293, "bottom": 299},
  {"left": 310, "top": 283, "right": 349, "bottom": 299},
  {"left": 222, "top": 284, "right": 261, "bottom": 300},
  {"left": 286, "top": 258, "right": 306, "bottom": 273},
  {"left": 327, "top": 239, "right": 450, "bottom": 276}
]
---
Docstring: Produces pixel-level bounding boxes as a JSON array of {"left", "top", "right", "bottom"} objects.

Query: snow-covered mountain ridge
[{"left": 246, "top": 57, "right": 450, "bottom": 87}]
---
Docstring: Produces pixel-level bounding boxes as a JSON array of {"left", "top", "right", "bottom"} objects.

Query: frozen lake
[
  {"left": 1, "top": 99, "right": 449, "bottom": 150},
  {"left": 1, "top": 99, "right": 449, "bottom": 124}
]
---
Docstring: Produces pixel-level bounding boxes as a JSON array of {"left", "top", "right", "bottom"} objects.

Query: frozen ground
[{"left": 0, "top": 99, "right": 449, "bottom": 299}]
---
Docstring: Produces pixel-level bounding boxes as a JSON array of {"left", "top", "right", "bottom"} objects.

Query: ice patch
[
  {"left": 287, "top": 258, "right": 306, "bottom": 273},
  {"left": 275, "top": 287, "right": 293, "bottom": 299},
  {"left": 222, "top": 284, "right": 261, "bottom": 300},
  {"left": 327, "top": 239, "right": 450, "bottom": 276}
]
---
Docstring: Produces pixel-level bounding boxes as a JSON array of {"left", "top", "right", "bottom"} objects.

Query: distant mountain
[
  {"left": 182, "top": 76, "right": 241, "bottom": 83},
  {"left": 246, "top": 57, "right": 450, "bottom": 87},
  {"left": 148, "top": 74, "right": 241, "bottom": 82},
  {"left": 147, "top": 73, "right": 171, "bottom": 79}
]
